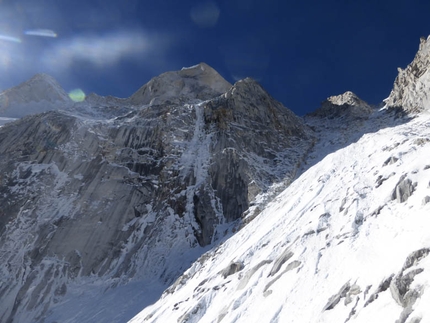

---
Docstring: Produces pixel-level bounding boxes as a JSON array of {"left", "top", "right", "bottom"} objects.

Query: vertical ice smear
[{"left": 179, "top": 103, "right": 212, "bottom": 185}]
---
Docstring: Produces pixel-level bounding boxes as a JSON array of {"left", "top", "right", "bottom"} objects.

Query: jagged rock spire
[{"left": 384, "top": 36, "right": 430, "bottom": 114}]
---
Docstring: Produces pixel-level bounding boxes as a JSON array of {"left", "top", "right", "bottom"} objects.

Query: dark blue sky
[{"left": 1, "top": 0, "right": 430, "bottom": 115}]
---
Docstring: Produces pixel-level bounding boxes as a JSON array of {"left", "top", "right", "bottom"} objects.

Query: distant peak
[
  {"left": 29, "top": 73, "right": 55, "bottom": 81},
  {"left": 308, "top": 91, "right": 372, "bottom": 119},
  {"left": 327, "top": 91, "right": 366, "bottom": 107},
  {"left": 0, "top": 73, "right": 70, "bottom": 118}
]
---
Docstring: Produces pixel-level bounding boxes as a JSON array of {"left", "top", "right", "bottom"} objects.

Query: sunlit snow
[{"left": 129, "top": 110, "right": 430, "bottom": 323}]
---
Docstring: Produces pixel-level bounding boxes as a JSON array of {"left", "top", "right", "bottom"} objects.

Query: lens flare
[
  {"left": 68, "top": 89, "right": 86, "bottom": 102},
  {"left": 190, "top": 1, "right": 220, "bottom": 28},
  {"left": 0, "top": 34, "right": 21, "bottom": 43},
  {"left": 24, "top": 29, "right": 58, "bottom": 38}
]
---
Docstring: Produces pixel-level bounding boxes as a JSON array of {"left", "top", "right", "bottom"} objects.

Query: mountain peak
[
  {"left": 308, "top": 91, "right": 372, "bottom": 119},
  {"left": 128, "top": 63, "right": 232, "bottom": 106},
  {"left": 327, "top": 91, "right": 363, "bottom": 106},
  {"left": 384, "top": 35, "right": 430, "bottom": 114},
  {"left": 0, "top": 73, "right": 71, "bottom": 118}
]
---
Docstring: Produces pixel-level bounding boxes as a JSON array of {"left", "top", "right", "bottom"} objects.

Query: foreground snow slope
[{"left": 131, "top": 110, "right": 430, "bottom": 323}]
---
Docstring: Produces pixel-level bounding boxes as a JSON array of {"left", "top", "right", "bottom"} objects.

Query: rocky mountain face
[
  {"left": 0, "top": 63, "right": 314, "bottom": 322},
  {"left": 384, "top": 35, "right": 430, "bottom": 113}
]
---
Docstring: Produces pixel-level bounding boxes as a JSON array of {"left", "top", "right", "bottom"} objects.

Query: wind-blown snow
[{"left": 130, "top": 110, "right": 430, "bottom": 323}]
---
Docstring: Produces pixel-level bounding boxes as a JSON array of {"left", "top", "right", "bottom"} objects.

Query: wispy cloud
[{"left": 42, "top": 29, "right": 167, "bottom": 70}]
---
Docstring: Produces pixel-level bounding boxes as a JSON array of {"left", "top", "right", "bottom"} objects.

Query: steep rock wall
[{"left": 0, "top": 76, "right": 314, "bottom": 322}]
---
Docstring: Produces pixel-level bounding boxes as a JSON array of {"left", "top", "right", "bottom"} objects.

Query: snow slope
[{"left": 130, "top": 109, "right": 430, "bottom": 323}]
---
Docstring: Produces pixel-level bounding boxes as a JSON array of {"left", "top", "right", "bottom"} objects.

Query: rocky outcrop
[
  {"left": 384, "top": 36, "right": 430, "bottom": 114},
  {"left": 391, "top": 175, "right": 416, "bottom": 203},
  {"left": 0, "top": 64, "right": 314, "bottom": 322},
  {"left": 307, "top": 91, "right": 373, "bottom": 120}
]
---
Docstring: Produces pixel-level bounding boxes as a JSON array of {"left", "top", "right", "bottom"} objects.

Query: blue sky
[{"left": 1, "top": 0, "right": 430, "bottom": 115}]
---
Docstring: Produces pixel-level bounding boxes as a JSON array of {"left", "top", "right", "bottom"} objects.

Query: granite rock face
[
  {"left": 384, "top": 36, "right": 430, "bottom": 114},
  {"left": 0, "top": 64, "right": 314, "bottom": 322}
]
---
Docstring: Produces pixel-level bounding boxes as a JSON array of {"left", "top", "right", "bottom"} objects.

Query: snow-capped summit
[
  {"left": 129, "top": 62, "right": 232, "bottom": 106},
  {"left": 0, "top": 73, "right": 72, "bottom": 118},
  {"left": 384, "top": 36, "right": 430, "bottom": 114}
]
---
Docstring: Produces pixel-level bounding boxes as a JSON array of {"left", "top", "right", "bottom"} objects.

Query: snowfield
[{"left": 130, "top": 110, "right": 430, "bottom": 323}]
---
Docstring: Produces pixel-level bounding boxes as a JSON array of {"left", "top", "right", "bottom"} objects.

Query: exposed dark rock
[
  {"left": 390, "top": 268, "right": 424, "bottom": 308},
  {"left": 364, "top": 275, "right": 394, "bottom": 307},
  {"left": 389, "top": 248, "right": 429, "bottom": 321},
  {"left": 402, "top": 248, "right": 430, "bottom": 271},
  {"left": 268, "top": 248, "right": 294, "bottom": 277},
  {"left": 317, "top": 213, "right": 331, "bottom": 234},
  {"left": 375, "top": 172, "right": 396, "bottom": 188},
  {"left": 339, "top": 198, "right": 347, "bottom": 212},
  {"left": 344, "top": 284, "right": 361, "bottom": 306},
  {"left": 414, "top": 138, "right": 430, "bottom": 146},
  {"left": 383, "top": 156, "right": 399, "bottom": 166},
  {"left": 263, "top": 260, "right": 301, "bottom": 295},
  {"left": 369, "top": 205, "right": 385, "bottom": 217},
  {"left": 220, "top": 261, "right": 244, "bottom": 279},
  {"left": 422, "top": 196, "right": 430, "bottom": 205},
  {"left": 344, "top": 296, "right": 360, "bottom": 323},
  {"left": 391, "top": 175, "right": 416, "bottom": 203},
  {"left": 323, "top": 282, "right": 351, "bottom": 311},
  {"left": 237, "top": 260, "right": 272, "bottom": 290}
]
